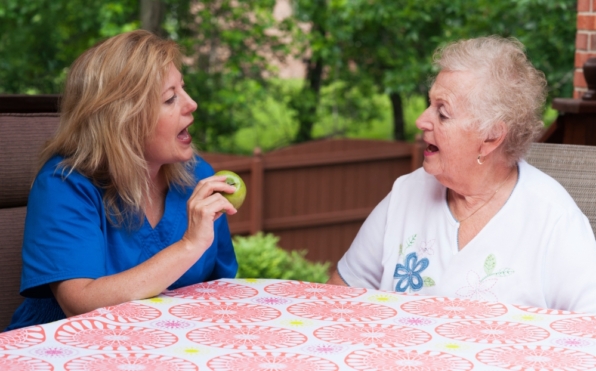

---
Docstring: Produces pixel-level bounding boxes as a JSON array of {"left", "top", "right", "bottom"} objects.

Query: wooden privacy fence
[{"left": 202, "top": 138, "right": 422, "bottom": 268}]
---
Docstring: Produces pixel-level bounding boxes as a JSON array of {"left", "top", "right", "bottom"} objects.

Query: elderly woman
[
  {"left": 6, "top": 30, "right": 238, "bottom": 331},
  {"left": 328, "top": 36, "right": 596, "bottom": 313}
]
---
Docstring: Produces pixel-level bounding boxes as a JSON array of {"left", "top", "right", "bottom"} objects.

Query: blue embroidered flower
[{"left": 393, "top": 252, "right": 429, "bottom": 292}]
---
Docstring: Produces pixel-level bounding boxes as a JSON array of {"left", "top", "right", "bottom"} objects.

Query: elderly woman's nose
[{"left": 415, "top": 108, "right": 432, "bottom": 130}]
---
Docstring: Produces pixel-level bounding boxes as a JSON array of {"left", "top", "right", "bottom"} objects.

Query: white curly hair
[{"left": 432, "top": 36, "right": 548, "bottom": 164}]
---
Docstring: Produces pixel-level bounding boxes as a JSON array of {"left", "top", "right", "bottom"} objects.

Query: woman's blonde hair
[
  {"left": 433, "top": 36, "right": 548, "bottom": 164},
  {"left": 40, "top": 29, "right": 197, "bottom": 226}
]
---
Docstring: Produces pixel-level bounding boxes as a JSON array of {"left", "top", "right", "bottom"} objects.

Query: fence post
[{"left": 249, "top": 147, "right": 264, "bottom": 234}]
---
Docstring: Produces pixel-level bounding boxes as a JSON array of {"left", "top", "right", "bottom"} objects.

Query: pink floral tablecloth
[{"left": 2, "top": 279, "right": 596, "bottom": 370}]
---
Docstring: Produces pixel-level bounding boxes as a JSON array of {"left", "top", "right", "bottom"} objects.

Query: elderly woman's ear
[{"left": 479, "top": 121, "right": 508, "bottom": 158}]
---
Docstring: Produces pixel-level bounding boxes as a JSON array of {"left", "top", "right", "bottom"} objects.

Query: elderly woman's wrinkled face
[{"left": 416, "top": 71, "right": 484, "bottom": 186}]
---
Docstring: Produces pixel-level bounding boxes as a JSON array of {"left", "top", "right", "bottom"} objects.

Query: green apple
[{"left": 215, "top": 170, "right": 247, "bottom": 209}]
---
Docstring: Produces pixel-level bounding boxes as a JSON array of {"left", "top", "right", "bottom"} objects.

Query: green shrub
[{"left": 233, "top": 232, "right": 331, "bottom": 283}]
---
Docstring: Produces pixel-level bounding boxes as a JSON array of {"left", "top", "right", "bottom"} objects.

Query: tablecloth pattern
[{"left": 1, "top": 278, "right": 596, "bottom": 370}]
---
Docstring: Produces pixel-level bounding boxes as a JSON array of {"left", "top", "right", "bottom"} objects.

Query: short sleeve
[
  {"left": 543, "top": 209, "right": 596, "bottom": 313},
  {"left": 337, "top": 193, "right": 390, "bottom": 289},
  {"left": 20, "top": 158, "right": 107, "bottom": 298}
]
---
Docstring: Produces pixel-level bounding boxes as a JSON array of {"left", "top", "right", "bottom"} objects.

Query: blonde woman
[
  {"left": 7, "top": 30, "right": 238, "bottom": 330},
  {"left": 328, "top": 36, "right": 596, "bottom": 313}
]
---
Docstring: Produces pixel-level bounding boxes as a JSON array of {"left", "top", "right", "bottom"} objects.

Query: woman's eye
[
  {"left": 165, "top": 95, "right": 177, "bottom": 104},
  {"left": 438, "top": 108, "right": 449, "bottom": 120}
]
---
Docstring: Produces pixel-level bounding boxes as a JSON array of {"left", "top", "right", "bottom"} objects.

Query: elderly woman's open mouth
[{"left": 426, "top": 144, "right": 439, "bottom": 153}]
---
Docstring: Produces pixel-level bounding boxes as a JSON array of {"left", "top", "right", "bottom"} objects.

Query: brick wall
[{"left": 574, "top": 0, "right": 596, "bottom": 98}]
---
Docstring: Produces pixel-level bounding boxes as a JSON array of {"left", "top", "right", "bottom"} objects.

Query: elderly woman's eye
[{"left": 438, "top": 109, "right": 449, "bottom": 120}]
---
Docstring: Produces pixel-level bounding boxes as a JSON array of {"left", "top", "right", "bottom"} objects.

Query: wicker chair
[
  {"left": 525, "top": 142, "right": 596, "bottom": 236},
  {"left": 0, "top": 100, "right": 60, "bottom": 330}
]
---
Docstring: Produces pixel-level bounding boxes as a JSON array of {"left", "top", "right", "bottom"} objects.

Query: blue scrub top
[{"left": 6, "top": 155, "right": 237, "bottom": 331}]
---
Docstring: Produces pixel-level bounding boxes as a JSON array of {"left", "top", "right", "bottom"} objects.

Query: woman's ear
[{"left": 480, "top": 121, "right": 508, "bottom": 156}]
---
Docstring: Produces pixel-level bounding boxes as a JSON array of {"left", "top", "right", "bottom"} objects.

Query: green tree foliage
[
  {"left": 0, "top": 0, "right": 577, "bottom": 146},
  {"left": 289, "top": 0, "right": 576, "bottom": 141},
  {"left": 164, "top": 0, "right": 293, "bottom": 152},
  {"left": 233, "top": 232, "right": 330, "bottom": 283},
  {"left": 0, "top": 0, "right": 138, "bottom": 94},
  {"left": 444, "top": 0, "right": 576, "bottom": 99},
  {"left": 333, "top": 0, "right": 445, "bottom": 140},
  {"left": 0, "top": 0, "right": 291, "bottom": 154},
  {"left": 286, "top": 0, "right": 331, "bottom": 143}
]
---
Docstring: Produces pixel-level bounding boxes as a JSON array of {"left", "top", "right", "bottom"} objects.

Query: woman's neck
[
  {"left": 448, "top": 163, "right": 519, "bottom": 249},
  {"left": 448, "top": 165, "right": 517, "bottom": 222},
  {"left": 144, "top": 167, "right": 168, "bottom": 228},
  {"left": 447, "top": 159, "right": 516, "bottom": 200}
]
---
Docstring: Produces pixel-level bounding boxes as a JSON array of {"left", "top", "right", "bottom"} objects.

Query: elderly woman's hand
[{"left": 181, "top": 175, "right": 237, "bottom": 251}]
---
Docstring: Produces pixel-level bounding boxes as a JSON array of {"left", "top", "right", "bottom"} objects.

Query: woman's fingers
[
  {"left": 191, "top": 175, "right": 236, "bottom": 201},
  {"left": 182, "top": 176, "right": 238, "bottom": 250},
  {"left": 188, "top": 192, "right": 237, "bottom": 219},
  {"left": 183, "top": 193, "right": 236, "bottom": 249}
]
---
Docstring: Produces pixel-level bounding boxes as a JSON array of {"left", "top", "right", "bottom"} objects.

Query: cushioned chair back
[
  {"left": 525, "top": 142, "right": 596, "bottom": 236},
  {"left": 0, "top": 112, "right": 60, "bottom": 330}
]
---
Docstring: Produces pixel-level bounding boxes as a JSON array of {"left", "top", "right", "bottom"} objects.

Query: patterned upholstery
[
  {"left": 525, "top": 142, "right": 596, "bottom": 236},
  {"left": 0, "top": 113, "right": 59, "bottom": 330}
]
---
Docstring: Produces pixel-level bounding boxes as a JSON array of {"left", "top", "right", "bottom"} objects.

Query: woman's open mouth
[
  {"left": 426, "top": 144, "right": 439, "bottom": 153},
  {"left": 177, "top": 127, "right": 192, "bottom": 143}
]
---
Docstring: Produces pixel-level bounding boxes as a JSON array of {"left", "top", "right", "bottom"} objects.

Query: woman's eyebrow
[{"left": 162, "top": 85, "right": 176, "bottom": 95}]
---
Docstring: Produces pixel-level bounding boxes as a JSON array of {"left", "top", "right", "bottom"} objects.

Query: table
[{"left": 1, "top": 279, "right": 596, "bottom": 370}]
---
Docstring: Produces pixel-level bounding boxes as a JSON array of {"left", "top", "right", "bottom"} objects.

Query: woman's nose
[
  {"left": 184, "top": 92, "right": 198, "bottom": 114},
  {"left": 188, "top": 98, "right": 198, "bottom": 113},
  {"left": 415, "top": 107, "right": 432, "bottom": 131}
]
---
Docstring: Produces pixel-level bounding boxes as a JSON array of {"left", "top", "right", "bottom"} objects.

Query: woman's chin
[
  {"left": 180, "top": 153, "right": 194, "bottom": 163},
  {"left": 179, "top": 147, "right": 195, "bottom": 161},
  {"left": 422, "top": 161, "right": 441, "bottom": 177},
  {"left": 421, "top": 160, "right": 432, "bottom": 172}
]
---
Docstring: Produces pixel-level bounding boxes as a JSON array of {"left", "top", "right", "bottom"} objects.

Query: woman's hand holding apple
[{"left": 181, "top": 175, "right": 238, "bottom": 252}]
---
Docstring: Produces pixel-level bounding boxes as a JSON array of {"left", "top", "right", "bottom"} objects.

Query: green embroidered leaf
[
  {"left": 406, "top": 234, "right": 417, "bottom": 248},
  {"left": 398, "top": 243, "right": 403, "bottom": 257},
  {"left": 493, "top": 268, "right": 515, "bottom": 277},
  {"left": 484, "top": 254, "right": 496, "bottom": 275},
  {"left": 422, "top": 276, "right": 436, "bottom": 287}
]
